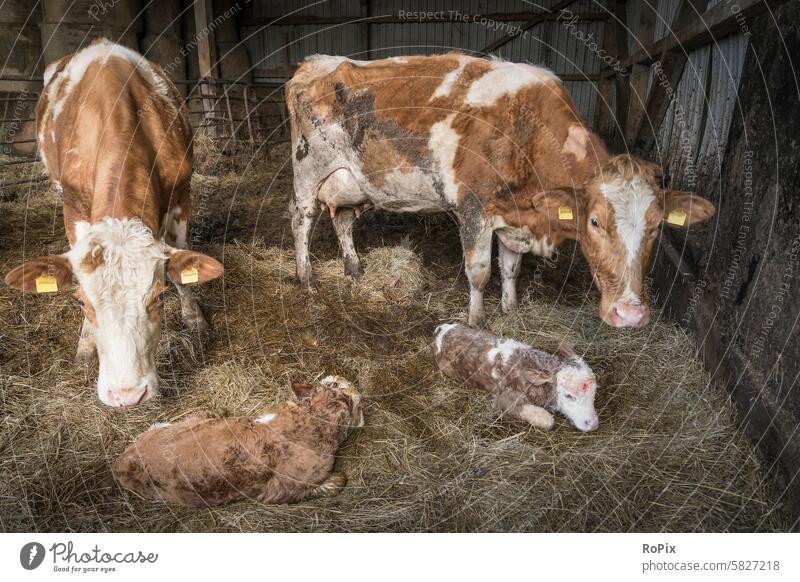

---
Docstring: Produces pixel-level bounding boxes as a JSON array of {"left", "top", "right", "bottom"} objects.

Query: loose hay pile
[{"left": 0, "top": 144, "right": 790, "bottom": 532}]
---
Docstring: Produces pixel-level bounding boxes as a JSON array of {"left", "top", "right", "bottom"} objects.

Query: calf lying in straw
[
  {"left": 112, "top": 376, "right": 364, "bottom": 506},
  {"left": 432, "top": 324, "right": 599, "bottom": 432}
]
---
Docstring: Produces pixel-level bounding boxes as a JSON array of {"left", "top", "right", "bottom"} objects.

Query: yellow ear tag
[
  {"left": 558, "top": 206, "right": 573, "bottom": 220},
  {"left": 180, "top": 265, "right": 199, "bottom": 284},
  {"left": 667, "top": 208, "right": 687, "bottom": 226},
  {"left": 35, "top": 274, "right": 58, "bottom": 293}
]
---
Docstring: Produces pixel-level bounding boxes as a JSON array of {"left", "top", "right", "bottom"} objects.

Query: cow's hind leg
[
  {"left": 332, "top": 209, "right": 363, "bottom": 277},
  {"left": 167, "top": 207, "right": 210, "bottom": 331},
  {"left": 498, "top": 239, "right": 522, "bottom": 313},
  {"left": 458, "top": 212, "right": 494, "bottom": 328},
  {"left": 291, "top": 192, "right": 320, "bottom": 288}
]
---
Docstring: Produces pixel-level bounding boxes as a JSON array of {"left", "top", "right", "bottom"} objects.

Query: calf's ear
[
  {"left": 167, "top": 250, "right": 224, "bottom": 285},
  {"left": 663, "top": 191, "right": 715, "bottom": 228},
  {"left": 556, "top": 341, "right": 576, "bottom": 359},
  {"left": 291, "top": 381, "right": 315, "bottom": 400},
  {"left": 525, "top": 370, "right": 552, "bottom": 385},
  {"left": 531, "top": 187, "right": 583, "bottom": 238},
  {"left": 5, "top": 255, "right": 73, "bottom": 293}
]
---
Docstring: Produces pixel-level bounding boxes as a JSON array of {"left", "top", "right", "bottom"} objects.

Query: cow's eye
[
  {"left": 157, "top": 292, "right": 165, "bottom": 302},
  {"left": 564, "top": 393, "right": 577, "bottom": 401},
  {"left": 590, "top": 217, "right": 600, "bottom": 228},
  {"left": 75, "top": 297, "right": 84, "bottom": 307}
]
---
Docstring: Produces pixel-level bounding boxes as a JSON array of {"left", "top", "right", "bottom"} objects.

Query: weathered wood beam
[
  {"left": 634, "top": 0, "right": 708, "bottom": 152},
  {"left": 625, "top": 2, "right": 656, "bottom": 142},
  {"left": 611, "top": 0, "right": 630, "bottom": 146},
  {"left": 240, "top": 12, "right": 610, "bottom": 27},
  {"left": 478, "top": 0, "right": 583, "bottom": 55},
  {"left": 359, "top": 0, "right": 370, "bottom": 58}
]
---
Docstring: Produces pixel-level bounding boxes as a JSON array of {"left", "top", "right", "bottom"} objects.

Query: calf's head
[
  {"left": 535, "top": 155, "right": 715, "bottom": 327},
  {"left": 4, "top": 218, "right": 223, "bottom": 407},
  {"left": 291, "top": 375, "right": 365, "bottom": 432}
]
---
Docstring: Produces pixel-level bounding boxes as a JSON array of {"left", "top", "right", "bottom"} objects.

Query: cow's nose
[
  {"left": 110, "top": 385, "right": 152, "bottom": 407},
  {"left": 583, "top": 417, "right": 599, "bottom": 432},
  {"left": 610, "top": 304, "right": 650, "bottom": 328}
]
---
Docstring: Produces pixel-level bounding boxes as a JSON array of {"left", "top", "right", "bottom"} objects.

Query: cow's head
[
  {"left": 535, "top": 155, "right": 715, "bottom": 327},
  {"left": 4, "top": 218, "right": 223, "bottom": 406}
]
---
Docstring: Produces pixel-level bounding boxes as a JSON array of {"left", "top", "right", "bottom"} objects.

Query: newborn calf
[
  {"left": 112, "top": 376, "right": 364, "bottom": 507},
  {"left": 432, "top": 324, "right": 599, "bottom": 432}
]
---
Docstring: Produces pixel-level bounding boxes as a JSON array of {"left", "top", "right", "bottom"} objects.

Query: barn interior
[{"left": 0, "top": 0, "right": 797, "bottom": 532}]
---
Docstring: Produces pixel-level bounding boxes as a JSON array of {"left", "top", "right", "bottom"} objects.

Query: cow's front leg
[
  {"left": 75, "top": 317, "right": 96, "bottom": 365},
  {"left": 167, "top": 209, "right": 210, "bottom": 332},
  {"left": 291, "top": 195, "right": 320, "bottom": 288},
  {"left": 498, "top": 239, "right": 522, "bottom": 313},
  {"left": 459, "top": 217, "right": 493, "bottom": 328},
  {"left": 332, "top": 208, "right": 363, "bottom": 277}
]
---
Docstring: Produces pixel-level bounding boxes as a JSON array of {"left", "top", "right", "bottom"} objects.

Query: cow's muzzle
[{"left": 602, "top": 302, "right": 651, "bottom": 328}]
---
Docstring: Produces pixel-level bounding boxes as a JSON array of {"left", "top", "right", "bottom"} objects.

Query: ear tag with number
[
  {"left": 35, "top": 274, "right": 58, "bottom": 293},
  {"left": 558, "top": 206, "right": 573, "bottom": 220},
  {"left": 667, "top": 208, "right": 687, "bottom": 226},
  {"left": 180, "top": 265, "right": 199, "bottom": 284}
]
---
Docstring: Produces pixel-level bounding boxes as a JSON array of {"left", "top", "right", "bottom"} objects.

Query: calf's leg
[
  {"left": 498, "top": 239, "right": 522, "bottom": 313},
  {"left": 310, "top": 472, "right": 347, "bottom": 498},
  {"left": 494, "top": 392, "right": 555, "bottom": 431}
]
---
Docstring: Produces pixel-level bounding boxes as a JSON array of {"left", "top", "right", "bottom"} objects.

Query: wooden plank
[
  {"left": 625, "top": 2, "right": 656, "bottom": 142},
  {"left": 611, "top": 0, "right": 630, "bottom": 146},
  {"left": 240, "top": 12, "right": 610, "bottom": 27},
  {"left": 193, "top": 0, "right": 218, "bottom": 137},
  {"left": 635, "top": 0, "right": 708, "bottom": 152},
  {"left": 360, "top": 0, "right": 370, "bottom": 58},
  {"left": 478, "top": 0, "right": 582, "bottom": 55}
]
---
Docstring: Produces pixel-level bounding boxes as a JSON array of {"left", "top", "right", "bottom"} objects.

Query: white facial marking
[
  {"left": 434, "top": 323, "right": 457, "bottom": 353},
  {"left": 600, "top": 177, "right": 656, "bottom": 265},
  {"left": 68, "top": 218, "right": 168, "bottom": 404},
  {"left": 465, "top": 59, "right": 559, "bottom": 107},
  {"left": 430, "top": 56, "right": 470, "bottom": 100},
  {"left": 554, "top": 358, "right": 599, "bottom": 431},
  {"left": 255, "top": 413, "right": 276, "bottom": 424},
  {"left": 429, "top": 113, "right": 460, "bottom": 204}
]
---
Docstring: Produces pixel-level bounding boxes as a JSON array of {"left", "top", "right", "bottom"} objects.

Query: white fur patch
[
  {"left": 429, "top": 113, "right": 460, "bottom": 204},
  {"left": 147, "top": 422, "right": 171, "bottom": 431},
  {"left": 487, "top": 338, "right": 527, "bottom": 364},
  {"left": 434, "top": 323, "right": 457, "bottom": 353},
  {"left": 600, "top": 177, "right": 656, "bottom": 265},
  {"left": 255, "top": 413, "right": 276, "bottom": 424},
  {"left": 430, "top": 56, "right": 470, "bottom": 100},
  {"left": 465, "top": 60, "right": 559, "bottom": 107}
]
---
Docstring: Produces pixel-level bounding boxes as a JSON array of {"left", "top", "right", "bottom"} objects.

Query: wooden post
[
  {"left": 625, "top": 3, "right": 656, "bottom": 143},
  {"left": 612, "top": 0, "right": 629, "bottom": 150},
  {"left": 593, "top": 9, "right": 617, "bottom": 140},
  {"left": 634, "top": 0, "right": 709, "bottom": 152},
  {"left": 360, "top": 0, "right": 370, "bottom": 59},
  {"left": 193, "top": 0, "right": 218, "bottom": 137}
]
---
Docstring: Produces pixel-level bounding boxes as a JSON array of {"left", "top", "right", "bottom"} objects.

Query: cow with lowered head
[{"left": 4, "top": 39, "right": 223, "bottom": 407}]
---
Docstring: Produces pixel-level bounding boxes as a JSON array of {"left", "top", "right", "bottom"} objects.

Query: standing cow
[
  {"left": 286, "top": 53, "right": 715, "bottom": 328},
  {"left": 4, "top": 39, "right": 223, "bottom": 407}
]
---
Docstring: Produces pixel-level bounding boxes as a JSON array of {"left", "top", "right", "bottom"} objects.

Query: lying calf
[
  {"left": 432, "top": 324, "right": 599, "bottom": 432},
  {"left": 112, "top": 376, "right": 364, "bottom": 506}
]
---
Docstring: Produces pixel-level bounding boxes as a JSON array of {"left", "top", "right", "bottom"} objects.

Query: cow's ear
[
  {"left": 291, "top": 381, "right": 315, "bottom": 401},
  {"left": 167, "top": 250, "right": 223, "bottom": 285},
  {"left": 532, "top": 187, "right": 583, "bottom": 237},
  {"left": 663, "top": 191, "right": 715, "bottom": 228},
  {"left": 4, "top": 255, "right": 73, "bottom": 293},
  {"left": 525, "top": 369, "right": 553, "bottom": 386},
  {"left": 556, "top": 341, "right": 576, "bottom": 359}
]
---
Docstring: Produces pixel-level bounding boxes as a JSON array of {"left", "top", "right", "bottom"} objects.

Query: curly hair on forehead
[{"left": 594, "top": 154, "right": 662, "bottom": 186}]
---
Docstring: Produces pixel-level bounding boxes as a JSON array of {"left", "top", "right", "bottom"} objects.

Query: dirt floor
[{"left": 0, "top": 141, "right": 791, "bottom": 532}]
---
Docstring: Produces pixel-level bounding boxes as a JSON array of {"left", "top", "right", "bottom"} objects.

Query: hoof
[
  {"left": 344, "top": 259, "right": 364, "bottom": 278},
  {"left": 184, "top": 311, "right": 210, "bottom": 333},
  {"left": 312, "top": 473, "right": 347, "bottom": 498},
  {"left": 501, "top": 300, "right": 518, "bottom": 314}
]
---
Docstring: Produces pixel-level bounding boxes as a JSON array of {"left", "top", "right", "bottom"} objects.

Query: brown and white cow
[
  {"left": 4, "top": 39, "right": 223, "bottom": 407},
  {"left": 286, "top": 53, "right": 715, "bottom": 328}
]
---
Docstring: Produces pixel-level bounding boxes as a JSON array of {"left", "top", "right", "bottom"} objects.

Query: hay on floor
[{"left": 0, "top": 143, "right": 789, "bottom": 532}]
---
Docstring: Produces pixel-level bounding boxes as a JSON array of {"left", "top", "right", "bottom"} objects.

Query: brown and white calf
[
  {"left": 432, "top": 323, "right": 599, "bottom": 432},
  {"left": 112, "top": 376, "right": 365, "bottom": 507},
  {"left": 286, "top": 53, "right": 715, "bottom": 328},
  {"left": 3, "top": 39, "right": 223, "bottom": 406}
]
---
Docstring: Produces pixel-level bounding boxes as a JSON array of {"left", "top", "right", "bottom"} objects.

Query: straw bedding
[{"left": 0, "top": 142, "right": 789, "bottom": 532}]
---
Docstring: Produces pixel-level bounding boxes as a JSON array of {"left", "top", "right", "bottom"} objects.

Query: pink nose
[
  {"left": 110, "top": 385, "right": 151, "bottom": 407},
  {"left": 583, "top": 417, "right": 599, "bottom": 432},
  {"left": 609, "top": 304, "right": 651, "bottom": 328}
]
